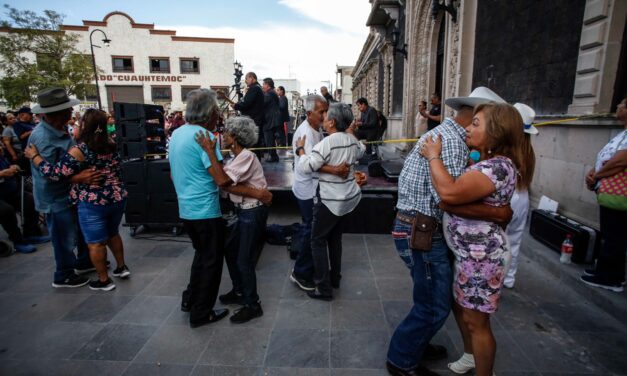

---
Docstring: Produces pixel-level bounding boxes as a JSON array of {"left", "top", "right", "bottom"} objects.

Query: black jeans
[
  {"left": 263, "top": 128, "right": 279, "bottom": 160},
  {"left": 0, "top": 197, "right": 23, "bottom": 243},
  {"left": 595, "top": 205, "right": 627, "bottom": 283},
  {"left": 357, "top": 128, "right": 378, "bottom": 155},
  {"left": 0, "top": 191, "right": 40, "bottom": 239},
  {"left": 224, "top": 205, "right": 268, "bottom": 305},
  {"left": 182, "top": 217, "right": 225, "bottom": 323},
  {"left": 311, "top": 200, "right": 344, "bottom": 295},
  {"left": 293, "top": 198, "right": 314, "bottom": 281}
]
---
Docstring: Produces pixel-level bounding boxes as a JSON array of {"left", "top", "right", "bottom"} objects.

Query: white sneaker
[{"left": 448, "top": 353, "right": 475, "bottom": 374}]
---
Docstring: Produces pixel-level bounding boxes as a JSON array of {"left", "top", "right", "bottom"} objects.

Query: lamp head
[{"left": 103, "top": 38, "right": 111, "bottom": 47}]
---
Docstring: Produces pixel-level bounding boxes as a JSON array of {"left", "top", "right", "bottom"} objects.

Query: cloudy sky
[{"left": 8, "top": 0, "right": 371, "bottom": 94}]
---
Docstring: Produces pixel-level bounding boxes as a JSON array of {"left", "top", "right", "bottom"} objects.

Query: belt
[
  {"left": 234, "top": 201, "right": 264, "bottom": 210},
  {"left": 395, "top": 211, "right": 443, "bottom": 233}
]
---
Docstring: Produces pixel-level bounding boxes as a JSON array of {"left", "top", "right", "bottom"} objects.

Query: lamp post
[{"left": 89, "top": 29, "right": 111, "bottom": 110}]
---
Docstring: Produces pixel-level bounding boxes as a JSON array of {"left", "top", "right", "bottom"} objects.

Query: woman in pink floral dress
[
  {"left": 421, "top": 103, "right": 535, "bottom": 376},
  {"left": 25, "top": 109, "right": 129, "bottom": 292}
]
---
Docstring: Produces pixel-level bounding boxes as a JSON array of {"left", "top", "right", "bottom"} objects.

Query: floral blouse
[{"left": 38, "top": 142, "right": 127, "bottom": 205}]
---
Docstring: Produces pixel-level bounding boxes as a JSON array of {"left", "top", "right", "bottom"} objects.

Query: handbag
[
  {"left": 597, "top": 169, "right": 627, "bottom": 211},
  {"left": 410, "top": 212, "right": 438, "bottom": 251}
]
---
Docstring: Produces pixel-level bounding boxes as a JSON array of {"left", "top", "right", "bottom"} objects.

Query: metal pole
[{"left": 89, "top": 29, "right": 109, "bottom": 110}]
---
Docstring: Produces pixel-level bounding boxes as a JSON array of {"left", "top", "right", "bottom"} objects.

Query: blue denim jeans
[
  {"left": 224, "top": 205, "right": 268, "bottom": 305},
  {"left": 387, "top": 217, "right": 453, "bottom": 370},
  {"left": 46, "top": 206, "right": 91, "bottom": 283},
  {"left": 293, "top": 198, "right": 314, "bottom": 281}
]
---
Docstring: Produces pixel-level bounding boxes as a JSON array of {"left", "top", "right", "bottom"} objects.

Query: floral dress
[
  {"left": 443, "top": 156, "right": 517, "bottom": 313},
  {"left": 37, "top": 142, "right": 127, "bottom": 206}
]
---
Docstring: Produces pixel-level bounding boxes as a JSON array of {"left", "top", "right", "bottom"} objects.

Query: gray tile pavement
[{"left": 1, "top": 218, "right": 626, "bottom": 376}]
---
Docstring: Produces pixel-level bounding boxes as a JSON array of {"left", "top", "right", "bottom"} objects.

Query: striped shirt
[
  {"left": 396, "top": 117, "right": 469, "bottom": 220},
  {"left": 297, "top": 132, "right": 366, "bottom": 216}
]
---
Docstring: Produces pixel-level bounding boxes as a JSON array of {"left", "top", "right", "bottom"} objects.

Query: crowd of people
[{"left": 1, "top": 74, "right": 625, "bottom": 376}]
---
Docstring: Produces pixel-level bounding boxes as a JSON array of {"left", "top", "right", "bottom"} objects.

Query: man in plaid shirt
[{"left": 386, "top": 87, "right": 508, "bottom": 375}]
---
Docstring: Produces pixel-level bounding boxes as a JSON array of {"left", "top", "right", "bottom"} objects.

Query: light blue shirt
[
  {"left": 168, "top": 124, "right": 223, "bottom": 220},
  {"left": 29, "top": 120, "right": 75, "bottom": 213}
]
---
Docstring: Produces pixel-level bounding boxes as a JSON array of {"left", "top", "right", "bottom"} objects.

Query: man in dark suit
[
  {"left": 261, "top": 78, "right": 280, "bottom": 162},
  {"left": 277, "top": 86, "right": 290, "bottom": 147}
]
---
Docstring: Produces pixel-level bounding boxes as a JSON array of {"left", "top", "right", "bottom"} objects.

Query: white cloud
[{"left": 161, "top": 0, "right": 370, "bottom": 96}]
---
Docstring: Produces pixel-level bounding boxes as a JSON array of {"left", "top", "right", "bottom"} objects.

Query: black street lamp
[
  {"left": 89, "top": 29, "right": 111, "bottom": 110},
  {"left": 233, "top": 60, "right": 243, "bottom": 100}
]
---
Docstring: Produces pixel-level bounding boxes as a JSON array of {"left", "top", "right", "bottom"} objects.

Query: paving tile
[
  {"left": 492, "top": 330, "right": 537, "bottom": 373},
  {"left": 567, "top": 331, "right": 627, "bottom": 374},
  {"left": 255, "top": 259, "right": 292, "bottom": 278},
  {"left": 0, "top": 359, "right": 129, "bottom": 376},
  {"left": 11, "top": 272, "right": 57, "bottom": 293},
  {"left": 0, "top": 320, "right": 103, "bottom": 360},
  {"left": 123, "top": 363, "right": 194, "bottom": 376},
  {"left": 281, "top": 278, "right": 312, "bottom": 300},
  {"left": 492, "top": 291, "right": 560, "bottom": 332},
  {"left": 142, "top": 271, "right": 191, "bottom": 297},
  {"left": 507, "top": 329, "right": 605, "bottom": 374},
  {"left": 145, "top": 244, "right": 188, "bottom": 258},
  {"left": 274, "top": 299, "right": 330, "bottom": 330},
  {"left": 340, "top": 260, "right": 374, "bottom": 279},
  {"left": 134, "top": 324, "right": 214, "bottom": 364},
  {"left": 62, "top": 294, "right": 134, "bottom": 323},
  {"left": 257, "top": 277, "right": 287, "bottom": 302},
  {"left": 264, "top": 367, "right": 330, "bottom": 375},
  {"left": 331, "top": 300, "right": 385, "bottom": 330},
  {"left": 0, "top": 292, "right": 44, "bottom": 321},
  {"left": 375, "top": 277, "right": 412, "bottom": 301},
  {"left": 381, "top": 300, "right": 412, "bottom": 332},
  {"left": 333, "top": 277, "right": 379, "bottom": 300},
  {"left": 540, "top": 302, "right": 626, "bottom": 333},
  {"left": 13, "top": 292, "right": 90, "bottom": 321},
  {"left": 198, "top": 327, "right": 271, "bottom": 366},
  {"left": 129, "top": 257, "right": 174, "bottom": 275},
  {"left": 190, "top": 365, "right": 214, "bottom": 376},
  {"left": 72, "top": 323, "right": 157, "bottom": 361},
  {"left": 264, "top": 328, "right": 329, "bottom": 368},
  {"left": 4, "top": 256, "right": 55, "bottom": 274},
  {"left": 210, "top": 366, "right": 262, "bottom": 376},
  {"left": 0, "top": 272, "right": 32, "bottom": 292},
  {"left": 112, "top": 295, "right": 178, "bottom": 326},
  {"left": 109, "top": 272, "right": 159, "bottom": 296},
  {"left": 330, "top": 330, "right": 388, "bottom": 369},
  {"left": 330, "top": 369, "right": 387, "bottom": 376},
  {"left": 341, "top": 244, "right": 368, "bottom": 262},
  {"left": 370, "top": 259, "right": 407, "bottom": 279}
]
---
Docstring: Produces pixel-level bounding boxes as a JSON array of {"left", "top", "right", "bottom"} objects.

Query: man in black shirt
[
  {"left": 261, "top": 77, "right": 280, "bottom": 162},
  {"left": 320, "top": 86, "right": 335, "bottom": 103},
  {"left": 277, "top": 86, "right": 290, "bottom": 146},
  {"left": 420, "top": 93, "right": 442, "bottom": 130},
  {"left": 355, "top": 97, "right": 379, "bottom": 155},
  {"left": 230, "top": 72, "right": 265, "bottom": 130}
]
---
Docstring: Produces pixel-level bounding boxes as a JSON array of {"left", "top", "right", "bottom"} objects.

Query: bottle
[{"left": 560, "top": 234, "right": 573, "bottom": 264}]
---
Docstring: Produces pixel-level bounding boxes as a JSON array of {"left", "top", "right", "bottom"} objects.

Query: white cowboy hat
[
  {"left": 31, "top": 87, "right": 80, "bottom": 114},
  {"left": 444, "top": 86, "right": 506, "bottom": 111},
  {"left": 513, "top": 102, "right": 539, "bottom": 135}
]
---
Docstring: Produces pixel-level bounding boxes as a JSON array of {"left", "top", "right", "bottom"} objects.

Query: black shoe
[
  {"left": 219, "top": 290, "right": 244, "bottom": 305},
  {"left": 230, "top": 303, "right": 263, "bottom": 324},
  {"left": 88, "top": 278, "right": 116, "bottom": 291},
  {"left": 52, "top": 274, "right": 90, "bottom": 288},
  {"left": 331, "top": 275, "right": 341, "bottom": 289},
  {"left": 583, "top": 269, "right": 625, "bottom": 285},
  {"left": 423, "top": 343, "right": 448, "bottom": 361},
  {"left": 181, "top": 301, "right": 190, "bottom": 312},
  {"left": 112, "top": 265, "right": 131, "bottom": 279},
  {"left": 386, "top": 361, "right": 440, "bottom": 376},
  {"left": 306, "top": 288, "right": 332, "bottom": 301},
  {"left": 190, "top": 308, "right": 229, "bottom": 328},
  {"left": 580, "top": 275, "right": 624, "bottom": 292},
  {"left": 290, "top": 270, "right": 315, "bottom": 291}
]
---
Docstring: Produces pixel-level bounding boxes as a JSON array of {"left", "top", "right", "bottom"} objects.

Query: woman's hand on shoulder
[
  {"left": 195, "top": 130, "right": 216, "bottom": 154},
  {"left": 420, "top": 134, "right": 442, "bottom": 160}
]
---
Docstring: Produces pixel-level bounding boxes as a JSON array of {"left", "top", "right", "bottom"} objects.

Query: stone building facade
[{"left": 353, "top": 0, "right": 627, "bottom": 228}]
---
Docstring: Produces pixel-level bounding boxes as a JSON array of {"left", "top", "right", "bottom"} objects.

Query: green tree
[{"left": 0, "top": 5, "right": 98, "bottom": 108}]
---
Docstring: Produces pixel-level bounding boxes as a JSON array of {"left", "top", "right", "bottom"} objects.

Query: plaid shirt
[{"left": 397, "top": 117, "right": 469, "bottom": 220}]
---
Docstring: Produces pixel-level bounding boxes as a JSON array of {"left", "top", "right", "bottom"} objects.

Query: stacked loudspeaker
[{"left": 114, "top": 102, "right": 180, "bottom": 231}]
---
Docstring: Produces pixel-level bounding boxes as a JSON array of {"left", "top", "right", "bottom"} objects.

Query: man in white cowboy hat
[
  {"left": 29, "top": 87, "right": 102, "bottom": 288},
  {"left": 387, "top": 86, "right": 513, "bottom": 376}
]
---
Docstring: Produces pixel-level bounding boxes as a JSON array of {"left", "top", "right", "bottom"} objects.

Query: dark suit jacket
[
  {"left": 263, "top": 90, "right": 281, "bottom": 130},
  {"left": 234, "top": 83, "right": 265, "bottom": 127}
]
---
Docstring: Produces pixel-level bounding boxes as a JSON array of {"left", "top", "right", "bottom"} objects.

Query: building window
[
  {"left": 151, "top": 86, "right": 172, "bottom": 101},
  {"left": 180, "top": 58, "right": 200, "bottom": 73},
  {"left": 181, "top": 86, "right": 201, "bottom": 101},
  {"left": 112, "top": 56, "right": 133, "bottom": 72},
  {"left": 150, "top": 57, "right": 170, "bottom": 73}
]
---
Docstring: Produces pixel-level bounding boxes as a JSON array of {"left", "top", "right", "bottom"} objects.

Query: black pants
[
  {"left": 311, "top": 200, "right": 344, "bottom": 295},
  {"left": 263, "top": 128, "right": 279, "bottom": 160},
  {"left": 0, "top": 191, "right": 40, "bottom": 242},
  {"left": 357, "top": 128, "right": 378, "bottom": 155},
  {"left": 182, "top": 217, "right": 225, "bottom": 323},
  {"left": 595, "top": 205, "right": 627, "bottom": 283}
]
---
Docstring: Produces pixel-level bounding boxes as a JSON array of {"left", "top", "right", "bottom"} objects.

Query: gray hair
[
  {"left": 185, "top": 88, "right": 218, "bottom": 125},
  {"left": 224, "top": 116, "right": 258, "bottom": 148},
  {"left": 303, "top": 94, "right": 327, "bottom": 112},
  {"left": 327, "top": 102, "right": 354, "bottom": 132}
]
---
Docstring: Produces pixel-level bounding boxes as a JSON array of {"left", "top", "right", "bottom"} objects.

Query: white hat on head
[
  {"left": 513, "top": 103, "right": 538, "bottom": 135},
  {"left": 444, "top": 86, "right": 506, "bottom": 111}
]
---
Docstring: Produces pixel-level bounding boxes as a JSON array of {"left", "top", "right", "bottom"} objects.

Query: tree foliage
[{"left": 0, "top": 5, "right": 98, "bottom": 107}]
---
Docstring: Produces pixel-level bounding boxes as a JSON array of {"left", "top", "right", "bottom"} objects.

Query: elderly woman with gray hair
[
  {"left": 169, "top": 89, "right": 271, "bottom": 328},
  {"left": 196, "top": 116, "right": 271, "bottom": 324},
  {"left": 295, "top": 102, "right": 367, "bottom": 300}
]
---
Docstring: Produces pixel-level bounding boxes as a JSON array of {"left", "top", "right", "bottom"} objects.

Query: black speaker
[
  {"left": 113, "top": 102, "right": 166, "bottom": 159},
  {"left": 344, "top": 194, "right": 396, "bottom": 234},
  {"left": 368, "top": 160, "right": 384, "bottom": 177}
]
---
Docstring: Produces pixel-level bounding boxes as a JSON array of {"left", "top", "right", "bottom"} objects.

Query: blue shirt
[
  {"left": 168, "top": 124, "right": 223, "bottom": 220},
  {"left": 13, "top": 121, "right": 36, "bottom": 150},
  {"left": 29, "top": 120, "right": 75, "bottom": 213}
]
